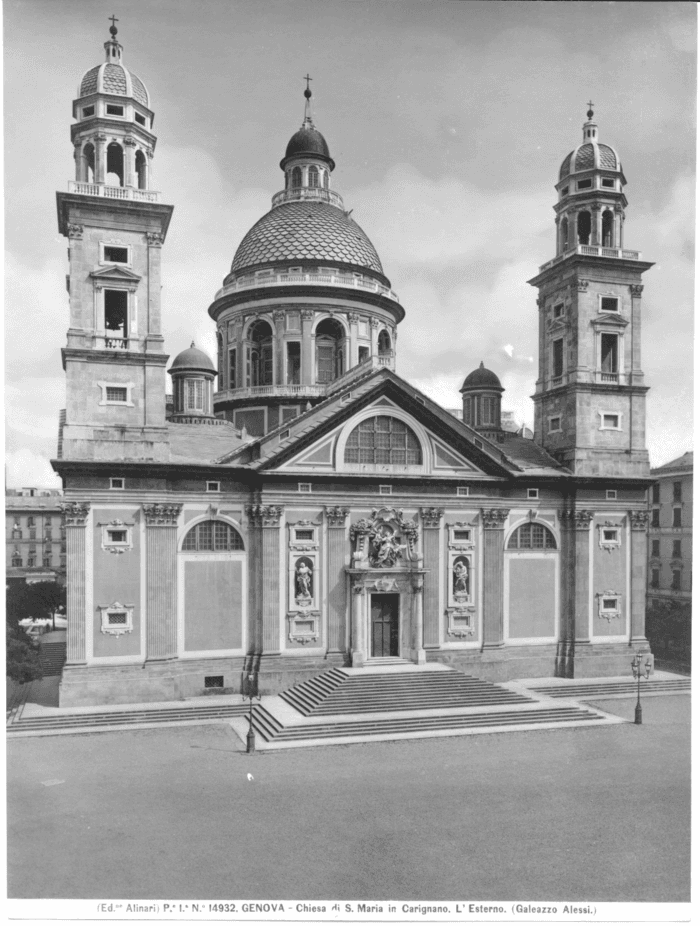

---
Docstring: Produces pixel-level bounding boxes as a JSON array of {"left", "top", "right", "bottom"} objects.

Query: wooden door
[{"left": 371, "top": 594, "right": 399, "bottom": 657}]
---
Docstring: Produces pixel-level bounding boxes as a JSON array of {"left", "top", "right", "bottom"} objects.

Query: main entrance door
[{"left": 371, "top": 594, "right": 399, "bottom": 657}]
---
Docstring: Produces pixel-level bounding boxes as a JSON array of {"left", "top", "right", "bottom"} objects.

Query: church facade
[{"left": 53, "top": 26, "right": 653, "bottom": 707}]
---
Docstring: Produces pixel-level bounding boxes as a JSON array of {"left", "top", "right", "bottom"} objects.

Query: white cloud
[{"left": 5, "top": 448, "right": 62, "bottom": 490}]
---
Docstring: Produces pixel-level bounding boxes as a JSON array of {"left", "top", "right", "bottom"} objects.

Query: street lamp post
[
  {"left": 242, "top": 671, "right": 261, "bottom": 753},
  {"left": 631, "top": 652, "right": 652, "bottom": 724}
]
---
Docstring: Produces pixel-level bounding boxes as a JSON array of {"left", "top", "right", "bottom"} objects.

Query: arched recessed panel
[
  {"left": 182, "top": 519, "right": 244, "bottom": 552},
  {"left": 507, "top": 522, "right": 557, "bottom": 550},
  {"left": 344, "top": 415, "right": 422, "bottom": 466}
]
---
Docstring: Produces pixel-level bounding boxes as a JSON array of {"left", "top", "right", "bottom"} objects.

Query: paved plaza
[{"left": 7, "top": 693, "right": 690, "bottom": 902}]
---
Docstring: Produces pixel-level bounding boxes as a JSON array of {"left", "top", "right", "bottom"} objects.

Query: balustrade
[
  {"left": 68, "top": 180, "right": 160, "bottom": 203},
  {"left": 539, "top": 244, "right": 641, "bottom": 273}
]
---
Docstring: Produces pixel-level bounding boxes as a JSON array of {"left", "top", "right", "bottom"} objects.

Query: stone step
[{"left": 528, "top": 678, "right": 691, "bottom": 699}]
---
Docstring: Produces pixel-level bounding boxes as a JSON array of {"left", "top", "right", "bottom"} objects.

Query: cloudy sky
[{"left": 4, "top": 0, "right": 695, "bottom": 487}]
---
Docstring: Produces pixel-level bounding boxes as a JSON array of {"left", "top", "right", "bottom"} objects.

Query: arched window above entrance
[
  {"left": 507, "top": 522, "right": 557, "bottom": 550},
  {"left": 182, "top": 520, "right": 244, "bottom": 552}
]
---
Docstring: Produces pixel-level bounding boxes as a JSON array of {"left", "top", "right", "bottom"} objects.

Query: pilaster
[
  {"left": 325, "top": 506, "right": 350, "bottom": 654},
  {"left": 420, "top": 507, "right": 443, "bottom": 648},
  {"left": 629, "top": 509, "right": 649, "bottom": 645},
  {"left": 411, "top": 574, "right": 426, "bottom": 664},
  {"left": 60, "top": 501, "right": 90, "bottom": 665},
  {"left": 561, "top": 509, "right": 593, "bottom": 642},
  {"left": 301, "top": 309, "right": 314, "bottom": 385},
  {"left": 246, "top": 505, "right": 284, "bottom": 653},
  {"left": 273, "top": 310, "right": 286, "bottom": 385},
  {"left": 143, "top": 503, "right": 182, "bottom": 661},
  {"left": 481, "top": 508, "right": 509, "bottom": 648}
]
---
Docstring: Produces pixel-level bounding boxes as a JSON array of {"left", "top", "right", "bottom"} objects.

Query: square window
[
  {"left": 135, "top": 113, "right": 146, "bottom": 126},
  {"left": 110, "top": 477, "right": 124, "bottom": 490},
  {"left": 106, "top": 386, "right": 128, "bottom": 403},
  {"left": 601, "top": 296, "right": 619, "bottom": 313},
  {"left": 602, "top": 529, "right": 618, "bottom": 543},
  {"left": 606, "top": 489, "right": 617, "bottom": 500},
  {"left": 527, "top": 488, "right": 539, "bottom": 499},
  {"left": 82, "top": 105, "right": 95, "bottom": 117},
  {"left": 561, "top": 186, "right": 569, "bottom": 196},
  {"left": 298, "top": 483, "right": 312, "bottom": 493},
  {"left": 601, "top": 178, "right": 615, "bottom": 188},
  {"left": 104, "top": 246, "right": 129, "bottom": 264},
  {"left": 602, "top": 597, "right": 618, "bottom": 611},
  {"left": 106, "top": 104, "right": 124, "bottom": 116},
  {"left": 474, "top": 439, "right": 483, "bottom": 450},
  {"left": 107, "top": 529, "right": 127, "bottom": 544},
  {"left": 549, "top": 416, "right": 562, "bottom": 433},
  {"left": 206, "top": 481, "right": 221, "bottom": 493},
  {"left": 379, "top": 485, "right": 392, "bottom": 495},
  {"left": 456, "top": 486, "right": 469, "bottom": 497},
  {"left": 601, "top": 413, "right": 620, "bottom": 430}
]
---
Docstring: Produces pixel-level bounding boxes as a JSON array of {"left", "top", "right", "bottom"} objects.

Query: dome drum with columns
[{"left": 208, "top": 84, "right": 405, "bottom": 437}]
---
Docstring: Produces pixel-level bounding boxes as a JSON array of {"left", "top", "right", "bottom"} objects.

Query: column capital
[
  {"left": 629, "top": 509, "right": 649, "bottom": 531},
  {"left": 411, "top": 575, "right": 425, "bottom": 592},
  {"left": 629, "top": 284, "right": 644, "bottom": 297},
  {"left": 481, "top": 508, "right": 510, "bottom": 529},
  {"left": 246, "top": 504, "right": 284, "bottom": 527},
  {"left": 324, "top": 506, "right": 349, "bottom": 527},
  {"left": 146, "top": 232, "right": 164, "bottom": 248},
  {"left": 573, "top": 279, "right": 589, "bottom": 293},
  {"left": 124, "top": 136, "right": 137, "bottom": 147},
  {"left": 59, "top": 501, "right": 90, "bottom": 526},
  {"left": 143, "top": 503, "right": 182, "bottom": 526},
  {"left": 370, "top": 317, "right": 380, "bottom": 328},
  {"left": 67, "top": 224, "right": 84, "bottom": 239},
  {"left": 560, "top": 508, "right": 594, "bottom": 530},
  {"left": 590, "top": 203, "right": 602, "bottom": 212},
  {"left": 420, "top": 507, "right": 444, "bottom": 528},
  {"left": 301, "top": 309, "right": 314, "bottom": 321},
  {"left": 273, "top": 309, "right": 286, "bottom": 324},
  {"left": 348, "top": 312, "right": 360, "bottom": 325}
]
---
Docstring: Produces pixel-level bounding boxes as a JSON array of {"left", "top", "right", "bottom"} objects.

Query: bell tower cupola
[{"left": 528, "top": 106, "right": 653, "bottom": 478}]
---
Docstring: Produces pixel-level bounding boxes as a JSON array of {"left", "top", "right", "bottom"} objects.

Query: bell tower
[
  {"left": 56, "top": 19, "right": 174, "bottom": 461},
  {"left": 528, "top": 106, "right": 653, "bottom": 477}
]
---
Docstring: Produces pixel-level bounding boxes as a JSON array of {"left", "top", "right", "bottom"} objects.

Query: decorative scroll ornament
[
  {"left": 560, "top": 509, "right": 594, "bottom": 530},
  {"left": 59, "top": 501, "right": 90, "bottom": 526},
  {"left": 142, "top": 503, "right": 182, "bottom": 526},
  {"left": 629, "top": 285, "right": 644, "bottom": 297},
  {"left": 67, "top": 224, "right": 84, "bottom": 239},
  {"left": 246, "top": 504, "right": 284, "bottom": 527},
  {"left": 146, "top": 232, "right": 164, "bottom": 247},
  {"left": 420, "top": 507, "right": 444, "bottom": 528},
  {"left": 324, "top": 506, "right": 350, "bottom": 527},
  {"left": 480, "top": 508, "right": 510, "bottom": 529},
  {"left": 629, "top": 509, "right": 649, "bottom": 531}
]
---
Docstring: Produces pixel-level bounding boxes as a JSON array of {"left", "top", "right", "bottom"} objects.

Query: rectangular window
[
  {"left": 482, "top": 396, "right": 497, "bottom": 425},
  {"left": 456, "top": 486, "right": 469, "bottom": 497},
  {"left": 29, "top": 529, "right": 36, "bottom": 540},
  {"left": 672, "top": 570, "right": 681, "bottom": 591},
  {"left": 379, "top": 485, "right": 392, "bottom": 495},
  {"left": 204, "top": 675, "right": 224, "bottom": 689},
  {"left": 82, "top": 106, "right": 95, "bottom": 117},
  {"left": 228, "top": 349, "right": 237, "bottom": 389},
  {"left": 134, "top": 112, "right": 146, "bottom": 126},
  {"left": 606, "top": 489, "right": 617, "bottom": 500},
  {"left": 27, "top": 517, "right": 35, "bottom": 527},
  {"left": 553, "top": 303, "right": 564, "bottom": 318},
  {"left": 298, "top": 483, "right": 312, "bottom": 493},
  {"left": 106, "top": 104, "right": 124, "bottom": 116},
  {"left": 104, "top": 289, "right": 128, "bottom": 339},
  {"left": 358, "top": 346, "right": 370, "bottom": 364},
  {"left": 673, "top": 540, "right": 682, "bottom": 559},
  {"left": 548, "top": 416, "right": 562, "bottom": 433},
  {"left": 601, "top": 597, "right": 618, "bottom": 612},
  {"left": 673, "top": 507, "right": 682, "bottom": 528},
  {"left": 186, "top": 380, "right": 205, "bottom": 412},
  {"left": 27, "top": 556, "right": 36, "bottom": 567},
  {"left": 601, "top": 297, "right": 619, "bottom": 313},
  {"left": 601, "top": 178, "right": 615, "bottom": 188},
  {"left": 295, "top": 529, "right": 314, "bottom": 542},
  {"left": 286, "top": 342, "right": 301, "bottom": 385},
  {"left": 43, "top": 556, "right": 51, "bottom": 567},
  {"left": 577, "top": 179, "right": 592, "bottom": 190},
  {"left": 601, "top": 333, "right": 619, "bottom": 374},
  {"left": 106, "top": 386, "right": 128, "bottom": 403},
  {"left": 601, "top": 413, "right": 621, "bottom": 430},
  {"left": 650, "top": 568, "right": 660, "bottom": 589},
  {"left": 561, "top": 186, "right": 569, "bottom": 196},
  {"left": 110, "top": 477, "right": 125, "bottom": 490},
  {"left": 279, "top": 429, "right": 290, "bottom": 440},
  {"left": 652, "top": 484, "right": 660, "bottom": 505},
  {"left": 206, "top": 481, "right": 221, "bottom": 493},
  {"left": 107, "top": 529, "right": 128, "bottom": 544},
  {"left": 108, "top": 612, "right": 128, "bottom": 626},
  {"left": 651, "top": 509, "right": 660, "bottom": 528},
  {"left": 673, "top": 481, "right": 682, "bottom": 503},
  {"left": 453, "top": 530, "right": 471, "bottom": 542},
  {"left": 651, "top": 539, "right": 660, "bottom": 558},
  {"left": 552, "top": 339, "right": 564, "bottom": 378},
  {"left": 104, "top": 246, "right": 129, "bottom": 264},
  {"left": 602, "top": 528, "right": 619, "bottom": 544},
  {"left": 527, "top": 488, "right": 539, "bottom": 499}
]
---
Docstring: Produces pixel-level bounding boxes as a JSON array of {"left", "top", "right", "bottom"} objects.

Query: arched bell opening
[
  {"left": 106, "top": 142, "right": 124, "bottom": 187},
  {"left": 308, "top": 165, "right": 320, "bottom": 188},
  {"left": 315, "top": 317, "right": 345, "bottom": 383},
  {"left": 135, "top": 149, "right": 147, "bottom": 190},
  {"left": 577, "top": 210, "right": 591, "bottom": 246},
  {"left": 602, "top": 209, "right": 614, "bottom": 248},
  {"left": 560, "top": 216, "right": 569, "bottom": 253},
  {"left": 82, "top": 143, "right": 96, "bottom": 183},
  {"left": 248, "top": 319, "right": 274, "bottom": 387},
  {"left": 291, "top": 166, "right": 302, "bottom": 188},
  {"left": 378, "top": 328, "right": 392, "bottom": 357}
]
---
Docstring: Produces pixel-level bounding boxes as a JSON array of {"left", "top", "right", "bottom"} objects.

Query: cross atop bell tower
[
  {"left": 527, "top": 107, "right": 653, "bottom": 478},
  {"left": 56, "top": 23, "right": 174, "bottom": 463}
]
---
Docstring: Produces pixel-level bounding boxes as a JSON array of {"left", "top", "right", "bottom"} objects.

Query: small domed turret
[
  {"left": 168, "top": 343, "right": 217, "bottom": 421},
  {"left": 460, "top": 362, "right": 504, "bottom": 441}
]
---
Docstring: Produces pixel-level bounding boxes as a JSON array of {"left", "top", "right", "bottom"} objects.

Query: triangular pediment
[{"left": 90, "top": 266, "right": 142, "bottom": 283}]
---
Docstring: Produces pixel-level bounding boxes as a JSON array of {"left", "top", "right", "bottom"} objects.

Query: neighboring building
[
  {"left": 51, "top": 26, "right": 653, "bottom": 708},
  {"left": 6, "top": 489, "right": 65, "bottom": 585},
  {"left": 646, "top": 452, "right": 693, "bottom": 667}
]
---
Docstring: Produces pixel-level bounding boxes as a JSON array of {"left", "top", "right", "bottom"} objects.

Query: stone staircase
[
  {"left": 526, "top": 677, "right": 691, "bottom": 699},
  {"left": 281, "top": 667, "right": 532, "bottom": 716},
  {"left": 244, "top": 666, "right": 611, "bottom": 749}
]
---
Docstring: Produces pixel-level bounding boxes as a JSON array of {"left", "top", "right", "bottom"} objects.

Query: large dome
[
  {"left": 79, "top": 62, "right": 149, "bottom": 107},
  {"left": 230, "top": 201, "right": 384, "bottom": 276}
]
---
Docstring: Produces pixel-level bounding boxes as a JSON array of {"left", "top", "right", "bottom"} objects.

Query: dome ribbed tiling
[
  {"left": 231, "top": 202, "right": 384, "bottom": 275},
  {"left": 81, "top": 66, "right": 100, "bottom": 97},
  {"left": 559, "top": 141, "right": 621, "bottom": 181},
  {"left": 103, "top": 63, "right": 127, "bottom": 95},
  {"left": 575, "top": 144, "right": 595, "bottom": 171},
  {"left": 599, "top": 145, "right": 617, "bottom": 169},
  {"left": 79, "top": 63, "right": 149, "bottom": 106}
]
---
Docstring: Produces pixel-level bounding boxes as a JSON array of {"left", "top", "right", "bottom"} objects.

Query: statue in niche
[
  {"left": 295, "top": 557, "right": 313, "bottom": 602},
  {"left": 453, "top": 557, "right": 470, "bottom": 600},
  {"left": 369, "top": 524, "right": 406, "bottom": 568}
]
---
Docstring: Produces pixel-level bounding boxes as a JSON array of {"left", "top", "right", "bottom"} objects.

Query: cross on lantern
[
  {"left": 109, "top": 14, "right": 119, "bottom": 30},
  {"left": 304, "top": 74, "right": 312, "bottom": 92}
]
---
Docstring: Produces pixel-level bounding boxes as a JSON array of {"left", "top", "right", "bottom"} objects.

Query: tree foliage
[
  {"left": 6, "top": 581, "right": 66, "bottom": 627},
  {"left": 6, "top": 628, "right": 43, "bottom": 684}
]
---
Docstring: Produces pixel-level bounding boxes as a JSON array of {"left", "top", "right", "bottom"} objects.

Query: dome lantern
[
  {"left": 460, "top": 362, "right": 504, "bottom": 441},
  {"left": 168, "top": 343, "right": 217, "bottom": 421}
]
